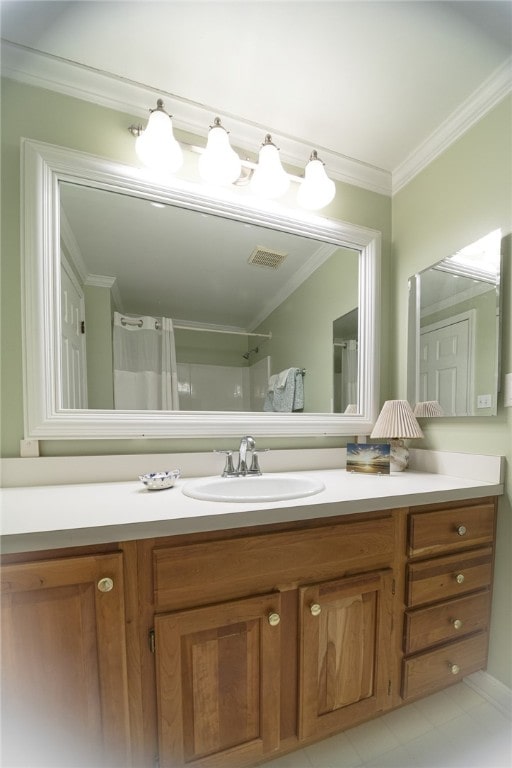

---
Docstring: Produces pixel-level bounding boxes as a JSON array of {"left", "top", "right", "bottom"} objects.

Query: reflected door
[
  {"left": 419, "top": 314, "right": 472, "bottom": 416},
  {"left": 61, "top": 257, "right": 87, "bottom": 408}
]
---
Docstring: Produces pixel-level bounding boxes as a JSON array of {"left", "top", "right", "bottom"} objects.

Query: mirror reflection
[
  {"left": 60, "top": 183, "right": 360, "bottom": 413},
  {"left": 407, "top": 230, "right": 502, "bottom": 416}
]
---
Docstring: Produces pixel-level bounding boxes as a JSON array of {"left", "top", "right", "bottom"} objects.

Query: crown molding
[
  {"left": 4, "top": 40, "right": 509, "bottom": 199},
  {"left": 1, "top": 40, "right": 392, "bottom": 196},
  {"left": 393, "top": 56, "right": 512, "bottom": 194}
]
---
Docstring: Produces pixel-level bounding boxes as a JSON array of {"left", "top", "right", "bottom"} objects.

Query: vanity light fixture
[
  {"left": 370, "top": 399, "right": 424, "bottom": 472},
  {"left": 129, "top": 102, "right": 338, "bottom": 208},
  {"left": 198, "top": 117, "right": 242, "bottom": 186},
  {"left": 132, "top": 99, "right": 183, "bottom": 173},
  {"left": 297, "top": 150, "right": 336, "bottom": 210},
  {"left": 414, "top": 400, "right": 445, "bottom": 417},
  {"left": 249, "top": 134, "right": 291, "bottom": 199}
]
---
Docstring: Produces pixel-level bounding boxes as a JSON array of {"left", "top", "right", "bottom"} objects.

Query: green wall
[
  {"left": 0, "top": 78, "right": 391, "bottom": 456},
  {"left": 393, "top": 95, "right": 512, "bottom": 688},
  {"left": 84, "top": 285, "right": 114, "bottom": 409}
]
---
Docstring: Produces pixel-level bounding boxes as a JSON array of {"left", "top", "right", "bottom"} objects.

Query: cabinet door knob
[
  {"left": 452, "top": 619, "right": 463, "bottom": 630},
  {"left": 97, "top": 577, "right": 114, "bottom": 593},
  {"left": 456, "top": 524, "right": 467, "bottom": 536},
  {"left": 455, "top": 573, "right": 465, "bottom": 584},
  {"left": 310, "top": 603, "right": 322, "bottom": 617},
  {"left": 268, "top": 612, "right": 280, "bottom": 627},
  {"left": 448, "top": 663, "right": 460, "bottom": 675}
]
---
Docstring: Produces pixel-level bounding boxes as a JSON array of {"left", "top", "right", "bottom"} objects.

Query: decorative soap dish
[{"left": 139, "top": 469, "right": 180, "bottom": 490}]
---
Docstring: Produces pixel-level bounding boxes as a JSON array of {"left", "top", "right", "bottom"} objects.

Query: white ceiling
[{"left": 2, "top": 1, "right": 511, "bottom": 194}]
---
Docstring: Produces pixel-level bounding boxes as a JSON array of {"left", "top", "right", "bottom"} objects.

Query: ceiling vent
[{"left": 248, "top": 246, "right": 288, "bottom": 269}]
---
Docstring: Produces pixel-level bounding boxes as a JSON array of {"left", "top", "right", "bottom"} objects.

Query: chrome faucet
[
  {"left": 237, "top": 435, "right": 256, "bottom": 476},
  {"left": 214, "top": 435, "right": 265, "bottom": 477}
]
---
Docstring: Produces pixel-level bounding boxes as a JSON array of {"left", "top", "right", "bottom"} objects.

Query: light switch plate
[
  {"left": 505, "top": 373, "right": 512, "bottom": 408},
  {"left": 477, "top": 394, "right": 492, "bottom": 409}
]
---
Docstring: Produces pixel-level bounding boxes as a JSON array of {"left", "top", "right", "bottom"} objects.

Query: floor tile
[
  {"left": 304, "top": 731, "right": 363, "bottom": 768},
  {"left": 381, "top": 703, "right": 433, "bottom": 744},
  {"left": 345, "top": 718, "right": 400, "bottom": 763},
  {"left": 413, "top": 688, "right": 465, "bottom": 726}
]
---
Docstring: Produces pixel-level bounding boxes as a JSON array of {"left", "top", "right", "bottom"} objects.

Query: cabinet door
[
  {"left": 155, "top": 592, "right": 281, "bottom": 768},
  {"left": 298, "top": 570, "right": 394, "bottom": 741},
  {"left": 1, "top": 553, "right": 130, "bottom": 767}
]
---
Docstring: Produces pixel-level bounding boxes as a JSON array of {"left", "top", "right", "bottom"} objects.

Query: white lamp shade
[
  {"left": 198, "top": 120, "right": 242, "bottom": 185},
  {"left": 414, "top": 401, "right": 445, "bottom": 417},
  {"left": 297, "top": 155, "right": 336, "bottom": 210},
  {"left": 135, "top": 108, "right": 183, "bottom": 173},
  {"left": 370, "top": 400, "right": 424, "bottom": 439},
  {"left": 250, "top": 136, "right": 290, "bottom": 199}
]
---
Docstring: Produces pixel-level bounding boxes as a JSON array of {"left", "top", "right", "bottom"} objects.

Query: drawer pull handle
[
  {"left": 448, "top": 663, "right": 461, "bottom": 675},
  {"left": 268, "top": 612, "right": 280, "bottom": 627},
  {"left": 97, "top": 577, "right": 114, "bottom": 593},
  {"left": 452, "top": 619, "right": 463, "bottom": 630},
  {"left": 310, "top": 603, "right": 322, "bottom": 617},
  {"left": 455, "top": 573, "right": 465, "bottom": 584},
  {"left": 456, "top": 525, "right": 467, "bottom": 536}
]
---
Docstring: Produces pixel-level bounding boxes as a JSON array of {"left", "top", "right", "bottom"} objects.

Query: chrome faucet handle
[
  {"left": 248, "top": 448, "right": 269, "bottom": 475},
  {"left": 213, "top": 449, "right": 237, "bottom": 477}
]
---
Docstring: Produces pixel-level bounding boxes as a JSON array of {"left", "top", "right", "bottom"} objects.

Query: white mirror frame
[{"left": 21, "top": 138, "right": 380, "bottom": 439}]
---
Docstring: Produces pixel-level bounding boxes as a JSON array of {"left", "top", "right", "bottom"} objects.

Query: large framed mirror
[
  {"left": 407, "top": 230, "right": 502, "bottom": 417},
  {"left": 21, "top": 139, "right": 380, "bottom": 439}
]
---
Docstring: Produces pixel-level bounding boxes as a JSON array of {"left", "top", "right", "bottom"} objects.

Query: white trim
[
  {"left": 2, "top": 41, "right": 391, "bottom": 196},
  {"left": 464, "top": 671, "right": 512, "bottom": 718},
  {"left": 3, "top": 42, "right": 511, "bottom": 197},
  {"left": 393, "top": 56, "right": 512, "bottom": 194},
  {"left": 21, "top": 139, "right": 381, "bottom": 440}
]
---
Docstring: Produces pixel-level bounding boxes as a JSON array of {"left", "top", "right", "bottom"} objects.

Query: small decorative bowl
[{"left": 139, "top": 469, "right": 181, "bottom": 491}]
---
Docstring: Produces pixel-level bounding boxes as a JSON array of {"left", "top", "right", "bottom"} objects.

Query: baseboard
[{"left": 464, "top": 670, "right": 512, "bottom": 717}]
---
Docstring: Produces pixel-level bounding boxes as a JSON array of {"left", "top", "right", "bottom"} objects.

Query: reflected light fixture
[
  {"left": 297, "top": 150, "right": 336, "bottom": 210},
  {"left": 134, "top": 99, "right": 183, "bottom": 173},
  {"left": 370, "top": 399, "right": 424, "bottom": 472},
  {"left": 198, "top": 117, "right": 242, "bottom": 185},
  {"left": 414, "top": 400, "right": 445, "bottom": 417},
  {"left": 249, "top": 134, "right": 290, "bottom": 199}
]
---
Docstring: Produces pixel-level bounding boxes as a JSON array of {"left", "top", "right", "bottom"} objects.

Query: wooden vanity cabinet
[
  {"left": 143, "top": 511, "right": 398, "bottom": 768},
  {"left": 0, "top": 550, "right": 131, "bottom": 768},
  {"left": 402, "top": 498, "right": 496, "bottom": 701}
]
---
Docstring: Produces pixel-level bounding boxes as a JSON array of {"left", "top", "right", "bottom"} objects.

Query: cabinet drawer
[
  {"left": 406, "top": 547, "right": 493, "bottom": 607},
  {"left": 408, "top": 502, "right": 495, "bottom": 558},
  {"left": 404, "top": 590, "right": 491, "bottom": 654},
  {"left": 153, "top": 516, "right": 394, "bottom": 610},
  {"left": 402, "top": 632, "right": 488, "bottom": 700}
]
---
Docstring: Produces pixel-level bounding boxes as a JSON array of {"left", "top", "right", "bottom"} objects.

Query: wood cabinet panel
[
  {"left": 154, "top": 592, "right": 281, "bottom": 767},
  {"left": 298, "top": 569, "right": 394, "bottom": 741},
  {"left": 404, "top": 590, "right": 491, "bottom": 654},
  {"left": 408, "top": 502, "right": 495, "bottom": 558},
  {"left": 406, "top": 547, "right": 493, "bottom": 607},
  {"left": 153, "top": 516, "right": 394, "bottom": 611},
  {"left": 1, "top": 553, "right": 131, "bottom": 767},
  {"left": 402, "top": 632, "right": 488, "bottom": 700}
]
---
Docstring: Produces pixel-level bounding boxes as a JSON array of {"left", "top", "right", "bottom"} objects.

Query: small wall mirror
[
  {"left": 22, "top": 139, "right": 380, "bottom": 439},
  {"left": 407, "top": 230, "right": 502, "bottom": 417}
]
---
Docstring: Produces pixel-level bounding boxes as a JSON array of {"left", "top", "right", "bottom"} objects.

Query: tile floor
[{"left": 263, "top": 682, "right": 511, "bottom": 768}]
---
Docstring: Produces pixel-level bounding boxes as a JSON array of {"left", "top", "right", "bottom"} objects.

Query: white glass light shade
[
  {"left": 297, "top": 152, "right": 336, "bottom": 210},
  {"left": 135, "top": 101, "right": 183, "bottom": 173},
  {"left": 198, "top": 118, "right": 242, "bottom": 185},
  {"left": 250, "top": 135, "right": 290, "bottom": 199}
]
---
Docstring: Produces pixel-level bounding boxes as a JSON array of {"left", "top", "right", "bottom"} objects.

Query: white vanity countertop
[{"left": 0, "top": 466, "right": 503, "bottom": 554}]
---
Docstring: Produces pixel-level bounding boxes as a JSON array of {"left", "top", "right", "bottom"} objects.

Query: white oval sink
[{"left": 182, "top": 473, "right": 325, "bottom": 503}]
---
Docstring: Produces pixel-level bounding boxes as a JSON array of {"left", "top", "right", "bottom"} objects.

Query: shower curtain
[
  {"left": 113, "top": 313, "right": 179, "bottom": 410},
  {"left": 341, "top": 339, "right": 358, "bottom": 409}
]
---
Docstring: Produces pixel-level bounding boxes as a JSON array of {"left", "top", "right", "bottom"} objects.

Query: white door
[
  {"left": 61, "top": 257, "right": 88, "bottom": 408},
  {"left": 419, "top": 313, "right": 473, "bottom": 416}
]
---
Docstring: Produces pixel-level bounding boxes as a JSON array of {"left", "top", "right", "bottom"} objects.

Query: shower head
[{"left": 243, "top": 346, "right": 259, "bottom": 360}]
